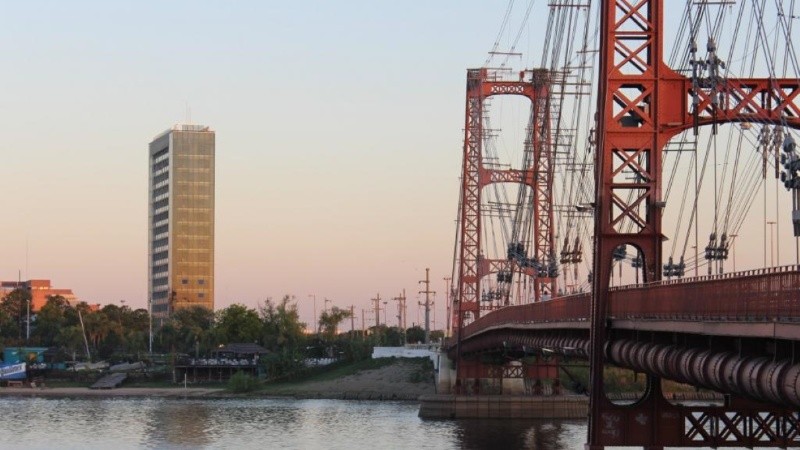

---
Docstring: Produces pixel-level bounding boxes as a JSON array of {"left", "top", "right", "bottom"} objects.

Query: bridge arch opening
[
  {"left": 603, "top": 366, "right": 647, "bottom": 406},
  {"left": 608, "top": 243, "right": 646, "bottom": 286}
]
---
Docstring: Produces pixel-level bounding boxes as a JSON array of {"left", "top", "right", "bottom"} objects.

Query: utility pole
[
  {"left": 393, "top": 290, "right": 407, "bottom": 344},
  {"left": 418, "top": 268, "right": 436, "bottom": 344},
  {"left": 361, "top": 308, "right": 365, "bottom": 337},
  {"left": 349, "top": 305, "right": 355, "bottom": 333},
  {"left": 371, "top": 293, "right": 381, "bottom": 328},
  {"left": 382, "top": 301, "right": 388, "bottom": 326},
  {"left": 432, "top": 293, "right": 437, "bottom": 331},
  {"left": 443, "top": 277, "right": 452, "bottom": 337},
  {"left": 392, "top": 290, "right": 407, "bottom": 329},
  {"left": 20, "top": 271, "right": 30, "bottom": 344}
]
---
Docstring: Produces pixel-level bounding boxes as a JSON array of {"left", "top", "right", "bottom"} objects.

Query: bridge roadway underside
[{"left": 452, "top": 320, "right": 800, "bottom": 408}]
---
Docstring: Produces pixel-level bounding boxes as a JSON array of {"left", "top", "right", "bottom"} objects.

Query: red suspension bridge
[{"left": 444, "top": 0, "right": 800, "bottom": 448}]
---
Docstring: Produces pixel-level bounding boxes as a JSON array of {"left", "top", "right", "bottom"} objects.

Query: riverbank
[
  {"left": 0, "top": 387, "right": 225, "bottom": 398},
  {"left": 257, "top": 357, "right": 436, "bottom": 400},
  {"left": 0, "top": 358, "right": 436, "bottom": 401}
]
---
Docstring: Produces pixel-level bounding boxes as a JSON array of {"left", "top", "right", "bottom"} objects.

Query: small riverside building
[{"left": 174, "top": 343, "right": 269, "bottom": 383}]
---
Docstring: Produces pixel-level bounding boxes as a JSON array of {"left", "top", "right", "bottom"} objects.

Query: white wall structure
[{"left": 372, "top": 346, "right": 439, "bottom": 369}]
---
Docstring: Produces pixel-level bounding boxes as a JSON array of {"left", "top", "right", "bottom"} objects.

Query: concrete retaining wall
[
  {"left": 418, "top": 394, "right": 588, "bottom": 419},
  {"left": 372, "top": 347, "right": 439, "bottom": 369}
]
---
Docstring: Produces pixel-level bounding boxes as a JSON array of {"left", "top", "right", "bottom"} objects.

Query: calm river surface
[{"left": 0, "top": 397, "right": 587, "bottom": 449}]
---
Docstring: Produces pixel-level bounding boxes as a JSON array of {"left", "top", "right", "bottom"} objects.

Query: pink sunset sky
[{"left": 0, "top": 1, "right": 796, "bottom": 329}]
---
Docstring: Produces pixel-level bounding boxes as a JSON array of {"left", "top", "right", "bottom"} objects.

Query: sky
[
  {"left": 1, "top": 1, "right": 797, "bottom": 330},
  {"left": 0, "top": 1, "right": 514, "bottom": 329}
]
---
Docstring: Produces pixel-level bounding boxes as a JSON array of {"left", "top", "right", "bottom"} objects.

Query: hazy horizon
[
  {"left": 0, "top": 1, "right": 510, "bottom": 329},
  {"left": 1, "top": 1, "right": 795, "bottom": 331}
]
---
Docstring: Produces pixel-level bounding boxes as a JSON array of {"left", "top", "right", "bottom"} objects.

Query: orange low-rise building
[{"left": 0, "top": 279, "right": 79, "bottom": 312}]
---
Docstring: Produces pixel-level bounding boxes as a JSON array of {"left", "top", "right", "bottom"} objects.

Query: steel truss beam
[
  {"left": 455, "top": 69, "right": 556, "bottom": 333},
  {"left": 589, "top": 0, "right": 800, "bottom": 448},
  {"left": 459, "top": 331, "right": 800, "bottom": 447}
]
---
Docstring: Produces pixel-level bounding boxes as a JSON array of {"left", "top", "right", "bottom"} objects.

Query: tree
[
  {"left": 55, "top": 325, "right": 87, "bottom": 360},
  {"left": 318, "top": 306, "right": 352, "bottom": 340},
  {"left": 430, "top": 330, "right": 445, "bottom": 342},
  {"left": 32, "top": 295, "right": 72, "bottom": 346},
  {"left": 259, "top": 295, "right": 306, "bottom": 352},
  {"left": 258, "top": 296, "right": 309, "bottom": 379},
  {"left": 81, "top": 309, "right": 113, "bottom": 353},
  {"left": 171, "top": 306, "right": 216, "bottom": 355},
  {"left": 406, "top": 326, "right": 425, "bottom": 344},
  {"left": 121, "top": 308, "right": 150, "bottom": 355},
  {"left": 0, "top": 288, "right": 31, "bottom": 342},
  {"left": 382, "top": 326, "right": 404, "bottom": 346},
  {"left": 156, "top": 321, "right": 180, "bottom": 353},
  {"left": 0, "top": 308, "right": 14, "bottom": 347},
  {"left": 214, "top": 304, "right": 261, "bottom": 344}
]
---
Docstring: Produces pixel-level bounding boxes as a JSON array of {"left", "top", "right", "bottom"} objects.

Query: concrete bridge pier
[
  {"left": 439, "top": 356, "right": 562, "bottom": 395},
  {"left": 421, "top": 355, "right": 585, "bottom": 419},
  {"left": 502, "top": 362, "right": 526, "bottom": 395},
  {"left": 436, "top": 351, "right": 456, "bottom": 394}
]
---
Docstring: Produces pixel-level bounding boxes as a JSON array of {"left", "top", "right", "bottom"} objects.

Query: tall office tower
[{"left": 148, "top": 124, "right": 215, "bottom": 322}]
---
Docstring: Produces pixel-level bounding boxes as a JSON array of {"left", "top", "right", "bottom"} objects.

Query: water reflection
[
  {"left": 0, "top": 397, "right": 587, "bottom": 449},
  {"left": 145, "top": 400, "right": 213, "bottom": 447},
  {"left": 449, "top": 419, "right": 585, "bottom": 449}
]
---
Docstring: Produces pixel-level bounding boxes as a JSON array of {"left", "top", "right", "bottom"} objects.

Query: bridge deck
[{"left": 461, "top": 265, "right": 800, "bottom": 341}]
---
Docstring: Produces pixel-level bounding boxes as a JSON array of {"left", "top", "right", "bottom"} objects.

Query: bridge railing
[
  {"left": 462, "top": 293, "right": 590, "bottom": 337},
  {"left": 462, "top": 265, "right": 800, "bottom": 339},
  {"left": 610, "top": 264, "right": 800, "bottom": 321}
]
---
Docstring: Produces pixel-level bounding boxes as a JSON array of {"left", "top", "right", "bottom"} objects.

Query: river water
[{"left": 0, "top": 397, "right": 588, "bottom": 449}]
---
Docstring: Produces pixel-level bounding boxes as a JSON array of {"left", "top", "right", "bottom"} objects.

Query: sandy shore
[{"left": 0, "top": 387, "right": 226, "bottom": 398}]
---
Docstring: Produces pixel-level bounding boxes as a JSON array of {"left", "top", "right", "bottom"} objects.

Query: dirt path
[{"left": 263, "top": 359, "right": 435, "bottom": 400}]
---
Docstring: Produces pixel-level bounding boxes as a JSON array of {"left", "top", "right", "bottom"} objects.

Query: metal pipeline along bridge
[
  {"left": 447, "top": 266, "right": 800, "bottom": 448},
  {"left": 439, "top": 0, "right": 800, "bottom": 448}
]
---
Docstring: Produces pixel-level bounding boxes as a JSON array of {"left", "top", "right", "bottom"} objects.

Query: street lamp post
[
  {"left": 26, "top": 293, "right": 30, "bottom": 344},
  {"left": 308, "top": 294, "right": 317, "bottom": 334},
  {"left": 148, "top": 297, "right": 153, "bottom": 354}
]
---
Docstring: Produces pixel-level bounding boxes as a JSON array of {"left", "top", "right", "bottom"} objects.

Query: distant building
[
  {"left": 0, "top": 279, "right": 78, "bottom": 312},
  {"left": 148, "top": 124, "right": 215, "bottom": 322}
]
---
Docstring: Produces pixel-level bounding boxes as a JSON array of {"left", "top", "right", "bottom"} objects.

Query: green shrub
[
  {"left": 407, "top": 358, "right": 434, "bottom": 383},
  {"left": 228, "top": 371, "right": 258, "bottom": 393}
]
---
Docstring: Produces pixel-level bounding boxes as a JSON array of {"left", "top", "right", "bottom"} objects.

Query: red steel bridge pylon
[
  {"left": 454, "top": 68, "right": 556, "bottom": 341},
  {"left": 588, "top": 0, "right": 800, "bottom": 448}
]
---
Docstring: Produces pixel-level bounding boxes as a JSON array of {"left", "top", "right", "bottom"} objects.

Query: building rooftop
[
  {"left": 212, "top": 343, "right": 270, "bottom": 356},
  {"left": 151, "top": 124, "right": 213, "bottom": 141}
]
